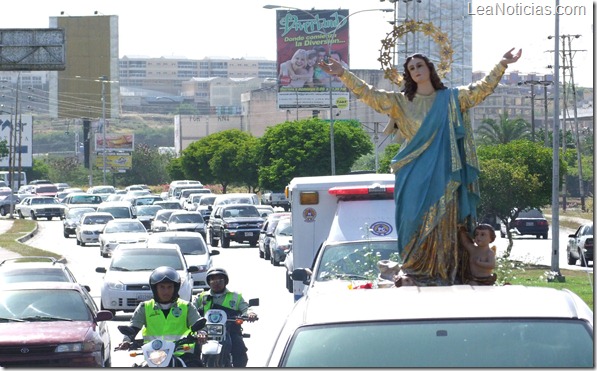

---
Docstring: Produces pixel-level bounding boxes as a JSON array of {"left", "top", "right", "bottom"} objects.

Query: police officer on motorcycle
[
  {"left": 195, "top": 267, "right": 258, "bottom": 367},
  {"left": 116, "top": 266, "right": 207, "bottom": 367}
]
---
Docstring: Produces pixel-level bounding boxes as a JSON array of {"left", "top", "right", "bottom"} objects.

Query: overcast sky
[{"left": 4, "top": 0, "right": 594, "bottom": 87}]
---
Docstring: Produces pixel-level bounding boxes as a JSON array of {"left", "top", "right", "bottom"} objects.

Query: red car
[{"left": 0, "top": 282, "right": 113, "bottom": 367}]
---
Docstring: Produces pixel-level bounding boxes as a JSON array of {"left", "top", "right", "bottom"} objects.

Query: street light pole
[
  {"left": 100, "top": 76, "right": 107, "bottom": 184},
  {"left": 264, "top": 5, "right": 393, "bottom": 175}
]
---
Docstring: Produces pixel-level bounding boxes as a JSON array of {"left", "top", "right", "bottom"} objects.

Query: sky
[{"left": 3, "top": 0, "right": 594, "bottom": 87}]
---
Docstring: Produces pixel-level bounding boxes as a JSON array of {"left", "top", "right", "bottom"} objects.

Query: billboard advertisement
[
  {"left": 0, "top": 114, "right": 33, "bottom": 168},
  {"left": 94, "top": 133, "right": 134, "bottom": 151},
  {"left": 94, "top": 152, "right": 132, "bottom": 171},
  {"left": 275, "top": 9, "right": 350, "bottom": 110}
]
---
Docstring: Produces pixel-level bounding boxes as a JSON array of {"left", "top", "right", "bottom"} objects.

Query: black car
[
  {"left": 62, "top": 207, "right": 96, "bottom": 238},
  {"left": 208, "top": 204, "right": 264, "bottom": 248},
  {"left": 500, "top": 208, "right": 549, "bottom": 239}
]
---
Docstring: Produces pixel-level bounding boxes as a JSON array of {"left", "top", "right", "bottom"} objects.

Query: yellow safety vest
[
  {"left": 142, "top": 299, "right": 194, "bottom": 354},
  {"left": 197, "top": 291, "right": 242, "bottom": 312}
]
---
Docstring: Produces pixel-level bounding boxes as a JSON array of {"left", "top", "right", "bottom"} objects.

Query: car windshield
[
  {"left": 169, "top": 214, "right": 203, "bottom": 224},
  {"left": 31, "top": 198, "right": 58, "bottom": 205},
  {"left": 100, "top": 207, "right": 131, "bottom": 218},
  {"left": 0, "top": 289, "right": 92, "bottom": 321},
  {"left": 67, "top": 208, "right": 95, "bottom": 219},
  {"left": 70, "top": 195, "right": 102, "bottom": 204},
  {"left": 136, "top": 206, "right": 162, "bottom": 216},
  {"left": 223, "top": 206, "right": 259, "bottom": 218},
  {"left": 315, "top": 240, "right": 400, "bottom": 281},
  {"left": 199, "top": 197, "right": 216, "bottom": 206},
  {"left": 110, "top": 250, "right": 184, "bottom": 270},
  {"left": 281, "top": 319, "right": 593, "bottom": 367},
  {"left": 0, "top": 268, "right": 71, "bottom": 284},
  {"left": 156, "top": 211, "right": 175, "bottom": 222},
  {"left": 154, "top": 237, "right": 206, "bottom": 255},
  {"left": 84, "top": 216, "right": 113, "bottom": 225},
  {"left": 104, "top": 221, "right": 146, "bottom": 233},
  {"left": 276, "top": 221, "right": 292, "bottom": 236},
  {"left": 135, "top": 197, "right": 160, "bottom": 205}
]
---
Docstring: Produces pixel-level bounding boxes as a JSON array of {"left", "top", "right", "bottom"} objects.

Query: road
[{"left": 24, "top": 219, "right": 591, "bottom": 366}]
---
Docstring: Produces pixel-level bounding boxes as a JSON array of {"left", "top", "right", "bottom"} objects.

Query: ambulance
[{"left": 285, "top": 173, "right": 397, "bottom": 301}]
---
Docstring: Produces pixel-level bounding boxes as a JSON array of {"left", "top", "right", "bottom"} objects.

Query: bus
[{"left": 0, "top": 171, "right": 27, "bottom": 191}]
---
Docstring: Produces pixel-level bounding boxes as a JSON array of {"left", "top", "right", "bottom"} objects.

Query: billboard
[
  {"left": 0, "top": 29, "right": 65, "bottom": 71},
  {"left": 94, "top": 152, "right": 132, "bottom": 171},
  {"left": 94, "top": 133, "right": 134, "bottom": 151},
  {"left": 275, "top": 9, "right": 350, "bottom": 110},
  {"left": 0, "top": 114, "right": 33, "bottom": 168}
]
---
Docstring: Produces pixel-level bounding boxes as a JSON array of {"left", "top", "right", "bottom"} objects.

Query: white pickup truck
[{"left": 261, "top": 191, "right": 290, "bottom": 211}]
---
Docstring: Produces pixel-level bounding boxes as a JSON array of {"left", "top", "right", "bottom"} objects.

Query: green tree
[
  {"left": 28, "top": 158, "right": 51, "bottom": 182},
  {"left": 121, "top": 143, "right": 173, "bottom": 186},
  {"left": 0, "top": 139, "right": 9, "bottom": 159},
  {"left": 378, "top": 143, "right": 401, "bottom": 174},
  {"left": 257, "top": 119, "right": 372, "bottom": 190},
  {"left": 181, "top": 129, "right": 258, "bottom": 193},
  {"left": 475, "top": 112, "right": 530, "bottom": 145},
  {"left": 477, "top": 140, "right": 566, "bottom": 255}
]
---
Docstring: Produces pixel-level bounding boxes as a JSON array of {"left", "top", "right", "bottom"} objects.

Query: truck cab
[{"left": 286, "top": 173, "right": 396, "bottom": 301}]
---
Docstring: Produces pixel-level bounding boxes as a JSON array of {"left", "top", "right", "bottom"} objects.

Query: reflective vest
[
  {"left": 197, "top": 291, "right": 242, "bottom": 313},
  {"left": 142, "top": 299, "right": 194, "bottom": 354}
]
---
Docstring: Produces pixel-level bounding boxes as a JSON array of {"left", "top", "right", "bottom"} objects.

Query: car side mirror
[
  {"left": 292, "top": 268, "right": 310, "bottom": 284},
  {"left": 95, "top": 267, "right": 107, "bottom": 273},
  {"left": 209, "top": 249, "right": 220, "bottom": 256},
  {"left": 96, "top": 310, "right": 113, "bottom": 322}
]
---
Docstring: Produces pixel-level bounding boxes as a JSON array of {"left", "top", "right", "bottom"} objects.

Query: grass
[{"left": 2, "top": 219, "right": 594, "bottom": 310}]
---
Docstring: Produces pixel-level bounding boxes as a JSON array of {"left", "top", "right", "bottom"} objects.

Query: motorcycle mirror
[
  {"left": 117, "top": 325, "right": 137, "bottom": 337},
  {"left": 191, "top": 318, "right": 207, "bottom": 332},
  {"left": 248, "top": 298, "right": 259, "bottom": 307}
]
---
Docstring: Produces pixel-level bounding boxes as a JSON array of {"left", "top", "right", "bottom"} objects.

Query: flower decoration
[{"left": 378, "top": 20, "right": 453, "bottom": 86}]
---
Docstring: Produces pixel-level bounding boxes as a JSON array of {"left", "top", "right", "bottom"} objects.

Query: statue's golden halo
[{"left": 378, "top": 20, "right": 454, "bottom": 86}]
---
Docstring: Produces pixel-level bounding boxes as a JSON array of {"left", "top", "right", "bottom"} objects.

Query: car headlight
[
  {"left": 196, "top": 265, "right": 208, "bottom": 272},
  {"left": 106, "top": 280, "right": 125, "bottom": 290},
  {"left": 55, "top": 342, "right": 98, "bottom": 352},
  {"left": 224, "top": 223, "right": 239, "bottom": 228}
]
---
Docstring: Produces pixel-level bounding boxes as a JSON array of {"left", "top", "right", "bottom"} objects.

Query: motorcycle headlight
[
  {"left": 206, "top": 324, "right": 224, "bottom": 336},
  {"left": 148, "top": 350, "right": 168, "bottom": 365}
]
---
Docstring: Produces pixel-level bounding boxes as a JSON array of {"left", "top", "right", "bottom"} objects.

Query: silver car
[{"left": 98, "top": 219, "right": 148, "bottom": 257}]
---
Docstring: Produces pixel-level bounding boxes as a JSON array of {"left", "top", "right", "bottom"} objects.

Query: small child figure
[{"left": 459, "top": 224, "right": 497, "bottom": 285}]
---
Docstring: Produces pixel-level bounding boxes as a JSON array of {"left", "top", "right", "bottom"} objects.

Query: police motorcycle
[
  {"left": 116, "top": 319, "right": 206, "bottom": 367},
  {"left": 201, "top": 298, "right": 259, "bottom": 367}
]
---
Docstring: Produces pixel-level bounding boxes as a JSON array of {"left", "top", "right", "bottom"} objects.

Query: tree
[
  {"left": 181, "top": 129, "right": 258, "bottom": 193},
  {"left": 477, "top": 140, "right": 566, "bottom": 256},
  {"left": 121, "top": 143, "right": 173, "bottom": 185},
  {"left": 257, "top": 119, "right": 372, "bottom": 190},
  {"left": 475, "top": 112, "right": 530, "bottom": 145},
  {"left": 378, "top": 143, "right": 401, "bottom": 174}
]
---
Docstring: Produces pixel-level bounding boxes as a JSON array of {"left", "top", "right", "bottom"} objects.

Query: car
[
  {"left": 567, "top": 222, "right": 593, "bottom": 266},
  {"left": 208, "top": 204, "right": 264, "bottom": 248},
  {"left": 255, "top": 204, "right": 275, "bottom": 218},
  {"left": 96, "top": 200, "right": 136, "bottom": 219},
  {"left": 183, "top": 192, "right": 213, "bottom": 211},
  {"left": 151, "top": 209, "right": 176, "bottom": 232},
  {"left": 61, "top": 193, "right": 104, "bottom": 213},
  {"left": 28, "top": 179, "right": 52, "bottom": 185},
  {"left": 166, "top": 210, "right": 207, "bottom": 239},
  {"left": 125, "top": 184, "right": 149, "bottom": 192},
  {"left": 0, "top": 186, "right": 20, "bottom": 216},
  {"left": 95, "top": 244, "right": 197, "bottom": 314},
  {"left": 0, "top": 256, "right": 88, "bottom": 291},
  {"left": 258, "top": 212, "right": 291, "bottom": 260},
  {"left": 0, "top": 282, "right": 113, "bottom": 367},
  {"left": 265, "top": 285, "right": 593, "bottom": 367},
  {"left": 75, "top": 212, "right": 115, "bottom": 246},
  {"left": 153, "top": 200, "right": 184, "bottom": 210},
  {"left": 500, "top": 208, "right": 549, "bottom": 239},
  {"left": 129, "top": 194, "right": 164, "bottom": 207},
  {"left": 210, "top": 193, "right": 260, "bottom": 209},
  {"left": 195, "top": 194, "right": 217, "bottom": 221},
  {"left": 135, "top": 204, "right": 163, "bottom": 230},
  {"left": 178, "top": 188, "right": 212, "bottom": 207},
  {"left": 98, "top": 218, "right": 149, "bottom": 258},
  {"left": 54, "top": 182, "right": 70, "bottom": 192},
  {"left": 283, "top": 244, "right": 295, "bottom": 293},
  {"left": 32, "top": 184, "right": 58, "bottom": 197},
  {"left": 62, "top": 206, "right": 96, "bottom": 238},
  {"left": 147, "top": 231, "right": 220, "bottom": 293},
  {"left": 15, "top": 196, "right": 66, "bottom": 220},
  {"left": 87, "top": 185, "right": 116, "bottom": 195},
  {"left": 269, "top": 217, "right": 293, "bottom": 266}
]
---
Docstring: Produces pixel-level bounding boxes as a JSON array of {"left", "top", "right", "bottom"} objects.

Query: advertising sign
[
  {"left": 275, "top": 9, "right": 350, "bottom": 110},
  {"left": 0, "top": 114, "right": 33, "bottom": 168},
  {"left": 94, "top": 152, "right": 132, "bottom": 171},
  {"left": 94, "top": 133, "right": 134, "bottom": 151}
]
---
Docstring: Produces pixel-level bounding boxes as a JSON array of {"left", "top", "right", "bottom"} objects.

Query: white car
[
  {"left": 95, "top": 244, "right": 197, "bottom": 314},
  {"left": 266, "top": 285, "right": 593, "bottom": 367},
  {"left": 15, "top": 196, "right": 66, "bottom": 220},
  {"left": 75, "top": 212, "right": 114, "bottom": 246},
  {"left": 147, "top": 231, "right": 220, "bottom": 293},
  {"left": 98, "top": 218, "right": 149, "bottom": 257}
]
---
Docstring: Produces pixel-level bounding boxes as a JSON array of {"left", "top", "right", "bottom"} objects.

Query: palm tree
[{"left": 475, "top": 112, "right": 530, "bottom": 145}]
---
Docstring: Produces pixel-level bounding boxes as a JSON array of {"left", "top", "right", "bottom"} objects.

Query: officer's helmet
[
  {"left": 149, "top": 266, "right": 181, "bottom": 302},
  {"left": 206, "top": 267, "right": 229, "bottom": 285}
]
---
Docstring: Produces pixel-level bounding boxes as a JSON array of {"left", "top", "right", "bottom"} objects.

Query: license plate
[
  {"left": 245, "top": 232, "right": 253, "bottom": 236},
  {"left": 526, "top": 222, "right": 534, "bottom": 226},
  {"left": 136, "top": 294, "right": 152, "bottom": 301}
]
